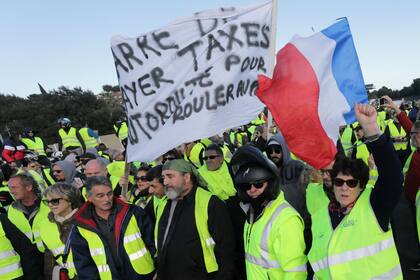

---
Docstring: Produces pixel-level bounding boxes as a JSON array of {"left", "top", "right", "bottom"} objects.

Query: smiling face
[
  {"left": 46, "top": 194, "right": 72, "bottom": 217},
  {"left": 333, "top": 172, "right": 362, "bottom": 208}
]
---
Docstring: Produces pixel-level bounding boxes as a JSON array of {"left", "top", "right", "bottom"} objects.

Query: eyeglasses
[
  {"left": 162, "top": 157, "right": 175, "bottom": 164},
  {"left": 268, "top": 147, "right": 281, "bottom": 154},
  {"left": 238, "top": 181, "right": 266, "bottom": 191},
  {"left": 53, "top": 169, "right": 63, "bottom": 174},
  {"left": 410, "top": 131, "right": 420, "bottom": 136},
  {"left": 333, "top": 178, "right": 359, "bottom": 188},
  {"left": 203, "top": 155, "right": 220, "bottom": 161},
  {"left": 43, "top": 198, "right": 66, "bottom": 206},
  {"left": 135, "top": 176, "right": 148, "bottom": 182}
]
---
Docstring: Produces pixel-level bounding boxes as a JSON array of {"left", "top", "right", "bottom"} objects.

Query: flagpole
[{"left": 266, "top": 0, "right": 278, "bottom": 140}]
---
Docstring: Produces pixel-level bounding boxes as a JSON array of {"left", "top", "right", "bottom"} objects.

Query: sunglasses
[
  {"left": 53, "top": 170, "right": 63, "bottom": 174},
  {"left": 203, "top": 155, "right": 220, "bottom": 161},
  {"left": 268, "top": 147, "right": 281, "bottom": 154},
  {"left": 238, "top": 181, "right": 266, "bottom": 191},
  {"left": 43, "top": 198, "right": 66, "bottom": 206},
  {"left": 333, "top": 178, "right": 359, "bottom": 188},
  {"left": 135, "top": 176, "right": 148, "bottom": 182}
]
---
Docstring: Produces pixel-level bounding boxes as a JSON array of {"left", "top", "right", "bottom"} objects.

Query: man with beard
[
  {"left": 230, "top": 145, "right": 307, "bottom": 279},
  {"left": 155, "top": 159, "right": 235, "bottom": 280},
  {"left": 70, "top": 176, "right": 155, "bottom": 279},
  {"left": 266, "top": 132, "right": 292, "bottom": 175}
]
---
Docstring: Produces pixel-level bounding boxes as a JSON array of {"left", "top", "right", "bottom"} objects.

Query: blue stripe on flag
[{"left": 321, "top": 18, "right": 368, "bottom": 124}]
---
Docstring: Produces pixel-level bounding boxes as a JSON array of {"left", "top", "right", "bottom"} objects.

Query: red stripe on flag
[{"left": 256, "top": 43, "right": 336, "bottom": 168}]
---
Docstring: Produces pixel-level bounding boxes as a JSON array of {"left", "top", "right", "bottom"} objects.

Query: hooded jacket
[
  {"left": 53, "top": 160, "right": 76, "bottom": 184},
  {"left": 266, "top": 132, "right": 292, "bottom": 169}
]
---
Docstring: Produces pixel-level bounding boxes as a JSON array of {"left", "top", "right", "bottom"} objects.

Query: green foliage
[
  {"left": 0, "top": 86, "right": 123, "bottom": 144},
  {"left": 372, "top": 78, "right": 420, "bottom": 100}
]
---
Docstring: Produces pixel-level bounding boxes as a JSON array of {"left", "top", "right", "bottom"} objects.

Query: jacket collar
[{"left": 73, "top": 197, "right": 130, "bottom": 231}]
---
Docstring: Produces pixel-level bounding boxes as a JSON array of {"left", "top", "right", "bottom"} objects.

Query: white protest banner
[{"left": 111, "top": 0, "right": 272, "bottom": 162}]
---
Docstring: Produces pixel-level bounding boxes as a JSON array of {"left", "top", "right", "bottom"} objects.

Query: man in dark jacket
[
  {"left": 0, "top": 213, "right": 44, "bottom": 279},
  {"left": 156, "top": 159, "right": 235, "bottom": 280},
  {"left": 70, "top": 176, "right": 155, "bottom": 280}
]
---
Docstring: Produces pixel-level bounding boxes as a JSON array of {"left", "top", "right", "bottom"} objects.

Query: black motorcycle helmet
[{"left": 231, "top": 144, "right": 280, "bottom": 203}]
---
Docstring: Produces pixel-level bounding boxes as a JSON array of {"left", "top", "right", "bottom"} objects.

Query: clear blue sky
[{"left": 1, "top": 0, "right": 419, "bottom": 97}]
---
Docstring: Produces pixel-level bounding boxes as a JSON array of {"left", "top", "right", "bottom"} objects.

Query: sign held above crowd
[{"left": 111, "top": 1, "right": 272, "bottom": 162}]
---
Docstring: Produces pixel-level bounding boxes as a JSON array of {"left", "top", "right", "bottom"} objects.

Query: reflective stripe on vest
[
  {"left": 244, "top": 192, "right": 307, "bottom": 278},
  {"left": 77, "top": 228, "right": 113, "bottom": 280},
  {"left": 311, "top": 237, "right": 394, "bottom": 272},
  {"left": 0, "top": 221, "right": 23, "bottom": 278},
  {"left": 155, "top": 188, "right": 218, "bottom": 273},
  {"left": 21, "top": 137, "right": 46, "bottom": 156},
  {"left": 39, "top": 219, "right": 76, "bottom": 278},
  {"left": 7, "top": 202, "right": 49, "bottom": 252},
  {"left": 59, "top": 127, "right": 81, "bottom": 148},
  {"left": 78, "top": 214, "right": 154, "bottom": 278},
  {"left": 368, "top": 166, "right": 379, "bottom": 186},
  {"left": 308, "top": 188, "right": 402, "bottom": 279},
  {"left": 79, "top": 127, "right": 98, "bottom": 149}
]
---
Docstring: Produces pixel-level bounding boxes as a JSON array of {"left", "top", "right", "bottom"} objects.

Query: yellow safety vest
[
  {"left": 0, "top": 220, "right": 23, "bottom": 279},
  {"left": 198, "top": 162, "right": 236, "bottom": 201},
  {"left": 377, "top": 111, "right": 387, "bottom": 132},
  {"left": 21, "top": 137, "right": 46, "bottom": 156},
  {"left": 77, "top": 214, "right": 154, "bottom": 279},
  {"left": 308, "top": 188, "right": 402, "bottom": 279},
  {"left": 42, "top": 168, "right": 56, "bottom": 186},
  {"left": 340, "top": 125, "right": 354, "bottom": 157},
  {"left": 79, "top": 127, "right": 98, "bottom": 149},
  {"left": 306, "top": 183, "right": 330, "bottom": 216},
  {"left": 98, "top": 151, "right": 111, "bottom": 161},
  {"left": 114, "top": 122, "right": 128, "bottom": 141},
  {"left": 39, "top": 218, "right": 76, "bottom": 278},
  {"left": 244, "top": 192, "right": 307, "bottom": 279},
  {"left": 355, "top": 140, "right": 370, "bottom": 165},
  {"left": 58, "top": 127, "right": 82, "bottom": 149},
  {"left": 155, "top": 187, "right": 218, "bottom": 273},
  {"left": 184, "top": 142, "right": 206, "bottom": 168},
  {"left": 402, "top": 150, "right": 415, "bottom": 179},
  {"left": 387, "top": 121, "right": 407, "bottom": 151},
  {"left": 7, "top": 201, "right": 49, "bottom": 252}
]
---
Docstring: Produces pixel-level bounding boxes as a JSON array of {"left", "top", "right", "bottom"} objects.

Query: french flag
[{"left": 257, "top": 18, "right": 368, "bottom": 169}]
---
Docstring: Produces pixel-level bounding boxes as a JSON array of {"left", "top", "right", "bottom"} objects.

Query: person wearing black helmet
[
  {"left": 230, "top": 145, "right": 307, "bottom": 279},
  {"left": 57, "top": 117, "right": 85, "bottom": 156}
]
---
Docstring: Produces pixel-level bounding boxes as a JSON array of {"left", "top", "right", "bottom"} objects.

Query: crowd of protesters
[{"left": 0, "top": 97, "right": 419, "bottom": 280}]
